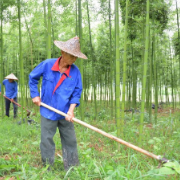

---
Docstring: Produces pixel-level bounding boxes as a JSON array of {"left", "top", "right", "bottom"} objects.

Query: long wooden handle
[
  {"left": 3, "top": 95, "right": 31, "bottom": 113},
  {"left": 40, "top": 102, "right": 167, "bottom": 162}
]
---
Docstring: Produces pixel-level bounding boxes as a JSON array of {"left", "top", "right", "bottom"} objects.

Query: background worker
[{"left": 1, "top": 73, "right": 18, "bottom": 118}]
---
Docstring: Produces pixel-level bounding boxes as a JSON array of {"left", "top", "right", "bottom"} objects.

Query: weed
[{"left": 0, "top": 103, "right": 180, "bottom": 179}]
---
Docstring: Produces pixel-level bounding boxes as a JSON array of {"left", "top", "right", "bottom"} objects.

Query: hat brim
[
  {"left": 5, "top": 77, "right": 18, "bottom": 80},
  {"left": 54, "top": 41, "right": 88, "bottom": 59},
  {"left": 5, "top": 74, "right": 18, "bottom": 80}
]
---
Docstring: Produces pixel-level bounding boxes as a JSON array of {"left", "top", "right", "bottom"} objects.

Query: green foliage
[
  {"left": 120, "top": 0, "right": 169, "bottom": 39},
  {"left": 172, "top": 31, "right": 180, "bottom": 57},
  {"left": 0, "top": 0, "right": 180, "bottom": 178},
  {"left": 149, "top": 161, "right": 180, "bottom": 176},
  {"left": 0, "top": 0, "right": 178, "bottom": 99},
  {"left": 0, "top": 103, "right": 180, "bottom": 179},
  {"left": 148, "top": 137, "right": 162, "bottom": 152},
  {"left": 164, "top": 161, "right": 180, "bottom": 174},
  {"left": 1, "top": 0, "right": 16, "bottom": 11},
  {"left": 98, "top": 108, "right": 110, "bottom": 120},
  {"left": 0, "top": 158, "right": 18, "bottom": 176}
]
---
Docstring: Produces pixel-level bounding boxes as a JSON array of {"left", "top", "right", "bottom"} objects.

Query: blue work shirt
[
  {"left": 29, "top": 57, "right": 82, "bottom": 121},
  {"left": 3, "top": 79, "right": 18, "bottom": 99}
]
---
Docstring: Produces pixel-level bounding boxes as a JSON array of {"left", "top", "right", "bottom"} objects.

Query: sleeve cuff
[
  {"left": 31, "top": 92, "right": 40, "bottom": 98},
  {"left": 70, "top": 98, "right": 80, "bottom": 107}
]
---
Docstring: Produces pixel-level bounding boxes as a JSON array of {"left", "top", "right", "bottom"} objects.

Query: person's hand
[
  {"left": 65, "top": 111, "right": 74, "bottom": 122},
  {"left": 10, "top": 99, "right": 14, "bottom": 102},
  {"left": 0, "top": 92, "right": 1, "bottom": 95},
  {"left": 32, "top": 96, "right": 41, "bottom": 106}
]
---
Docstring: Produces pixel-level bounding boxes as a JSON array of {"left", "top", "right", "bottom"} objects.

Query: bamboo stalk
[
  {"left": 47, "top": 0, "right": 51, "bottom": 59},
  {"left": 0, "top": 1, "right": 4, "bottom": 118},
  {"left": 121, "top": 0, "right": 129, "bottom": 137},
  {"left": 40, "top": 102, "right": 169, "bottom": 163},
  {"left": 18, "top": 0, "right": 26, "bottom": 119},
  {"left": 78, "top": 0, "right": 84, "bottom": 121},
  {"left": 86, "top": 0, "right": 97, "bottom": 119},
  {"left": 139, "top": 0, "right": 150, "bottom": 144},
  {"left": 115, "top": 0, "right": 121, "bottom": 137}
]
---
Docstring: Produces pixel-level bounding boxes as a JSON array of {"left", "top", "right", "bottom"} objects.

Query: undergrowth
[{"left": 0, "top": 102, "right": 180, "bottom": 179}]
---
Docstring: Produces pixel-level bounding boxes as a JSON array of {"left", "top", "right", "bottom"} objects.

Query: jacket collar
[{"left": 51, "top": 57, "right": 71, "bottom": 77}]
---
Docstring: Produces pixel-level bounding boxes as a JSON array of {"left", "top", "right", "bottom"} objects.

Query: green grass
[{"left": 0, "top": 102, "right": 180, "bottom": 179}]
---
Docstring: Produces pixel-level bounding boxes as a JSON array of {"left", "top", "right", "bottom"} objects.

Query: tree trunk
[
  {"left": 18, "top": 0, "right": 26, "bottom": 119},
  {"left": 115, "top": 0, "right": 121, "bottom": 137},
  {"left": 78, "top": 0, "right": 84, "bottom": 120},
  {"left": 47, "top": 0, "right": 51, "bottom": 59},
  {"left": 121, "top": 0, "right": 129, "bottom": 136},
  {"left": 0, "top": 0, "right": 4, "bottom": 118},
  {"left": 175, "top": 0, "right": 180, "bottom": 106},
  {"left": 43, "top": 0, "right": 48, "bottom": 59},
  {"left": 86, "top": 0, "right": 97, "bottom": 119},
  {"left": 139, "top": 0, "right": 150, "bottom": 145}
]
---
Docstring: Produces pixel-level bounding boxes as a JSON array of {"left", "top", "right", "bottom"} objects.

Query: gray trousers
[{"left": 40, "top": 116, "right": 79, "bottom": 170}]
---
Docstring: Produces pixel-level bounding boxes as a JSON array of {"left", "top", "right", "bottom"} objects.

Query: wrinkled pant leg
[
  {"left": 13, "top": 97, "right": 17, "bottom": 118},
  {"left": 5, "top": 98, "right": 11, "bottom": 117},
  {"left": 58, "top": 119, "right": 79, "bottom": 171},
  {"left": 40, "top": 116, "right": 58, "bottom": 166}
]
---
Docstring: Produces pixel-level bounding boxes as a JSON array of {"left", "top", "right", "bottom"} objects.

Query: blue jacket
[
  {"left": 2, "top": 79, "right": 18, "bottom": 99},
  {"left": 29, "top": 58, "right": 82, "bottom": 120}
]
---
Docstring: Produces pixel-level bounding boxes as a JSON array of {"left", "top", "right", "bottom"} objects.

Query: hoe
[
  {"left": 3, "top": 95, "right": 31, "bottom": 117},
  {"left": 41, "top": 102, "right": 169, "bottom": 164}
]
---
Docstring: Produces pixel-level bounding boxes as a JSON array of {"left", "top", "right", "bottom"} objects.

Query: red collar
[{"left": 51, "top": 57, "right": 71, "bottom": 77}]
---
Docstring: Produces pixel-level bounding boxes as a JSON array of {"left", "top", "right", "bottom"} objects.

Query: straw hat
[
  {"left": 54, "top": 36, "right": 88, "bottom": 59},
  {"left": 5, "top": 73, "right": 18, "bottom": 80}
]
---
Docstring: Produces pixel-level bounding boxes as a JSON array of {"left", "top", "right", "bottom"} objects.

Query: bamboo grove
[{"left": 0, "top": 0, "right": 180, "bottom": 144}]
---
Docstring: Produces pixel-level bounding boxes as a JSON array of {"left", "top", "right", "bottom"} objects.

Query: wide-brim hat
[
  {"left": 5, "top": 73, "right": 18, "bottom": 80},
  {"left": 54, "top": 36, "right": 88, "bottom": 59}
]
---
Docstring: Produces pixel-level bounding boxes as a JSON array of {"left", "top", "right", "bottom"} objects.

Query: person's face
[
  {"left": 62, "top": 51, "right": 77, "bottom": 65},
  {"left": 8, "top": 79, "right": 14, "bottom": 83}
]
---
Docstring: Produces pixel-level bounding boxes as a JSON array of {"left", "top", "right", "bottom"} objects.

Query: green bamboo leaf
[
  {"left": 158, "top": 167, "right": 175, "bottom": 175},
  {"left": 153, "top": 145, "right": 159, "bottom": 150},
  {"left": 163, "top": 161, "right": 180, "bottom": 174},
  {"left": 153, "top": 137, "right": 161, "bottom": 143},
  {"left": 148, "top": 139, "right": 154, "bottom": 144},
  {"left": 0, "top": 164, "right": 16, "bottom": 170},
  {"left": 106, "top": 165, "right": 114, "bottom": 170},
  {"left": 32, "top": 141, "right": 39, "bottom": 145},
  {"left": 107, "top": 170, "right": 114, "bottom": 175},
  {"left": 94, "top": 167, "right": 100, "bottom": 173}
]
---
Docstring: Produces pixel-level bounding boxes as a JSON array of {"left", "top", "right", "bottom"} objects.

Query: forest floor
[{"left": 0, "top": 101, "right": 180, "bottom": 180}]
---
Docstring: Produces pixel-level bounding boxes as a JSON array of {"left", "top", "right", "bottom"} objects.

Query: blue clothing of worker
[
  {"left": 0, "top": 84, "right": 1, "bottom": 92},
  {"left": 29, "top": 57, "right": 82, "bottom": 121},
  {"left": 3, "top": 79, "right": 18, "bottom": 99}
]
